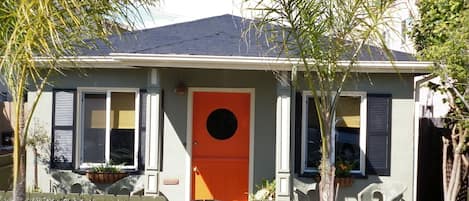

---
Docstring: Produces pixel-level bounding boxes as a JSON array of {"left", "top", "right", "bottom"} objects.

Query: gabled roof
[
  {"left": 78, "top": 14, "right": 416, "bottom": 62},
  {"left": 79, "top": 14, "right": 268, "bottom": 57}
]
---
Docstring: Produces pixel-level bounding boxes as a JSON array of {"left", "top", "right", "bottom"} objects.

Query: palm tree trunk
[
  {"left": 318, "top": 163, "right": 335, "bottom": 201},
  {"left": 318, "top": 118, "right": 335, "bottom": 201},
  {"left": 13, "top": 100, "right": 26, "bottom": 201},
  {"left": 13, "top": 145, "right": 26, "bottom": 201}
]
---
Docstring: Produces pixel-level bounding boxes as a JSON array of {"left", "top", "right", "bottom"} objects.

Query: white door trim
[{"left": 185, "top": 87, "right": 255, "bottom": 201}]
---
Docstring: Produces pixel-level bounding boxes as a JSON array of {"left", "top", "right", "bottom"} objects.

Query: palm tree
[
  {"left": 247, "top": 0, "right": 397, "bottom": 200},
  {"left": 0, "top": 1, "right": 156, "bottom": 200}
]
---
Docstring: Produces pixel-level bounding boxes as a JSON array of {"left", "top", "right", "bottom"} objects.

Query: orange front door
[{"left": 192, "top": 91, "right": 250, "bottom": 201}]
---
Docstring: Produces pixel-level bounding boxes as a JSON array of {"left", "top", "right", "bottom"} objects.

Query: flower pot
[
  {"left": 335, "top": 177, "right": 353, "bottom": 187},
  {"left": 86, "top": 172, "right": 128, "bottom": 183}
]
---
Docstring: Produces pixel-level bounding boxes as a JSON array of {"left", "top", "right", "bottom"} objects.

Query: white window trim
[
  {"left": 76, "top": 87, "right": 140, "bottom": 170},
  {"left": 300, "top": 91, "right": 367, "bottom": 176}
]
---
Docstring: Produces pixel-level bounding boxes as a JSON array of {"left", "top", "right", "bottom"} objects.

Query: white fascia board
[
  {"left": 35, "top": 54, "right": 433, "bottom": 73},
  {"left": 35, "top": 56, "right": 135, "bottom": 69},
  {"left": 110, "top": 53, "right": 432, "bottom": 73}
]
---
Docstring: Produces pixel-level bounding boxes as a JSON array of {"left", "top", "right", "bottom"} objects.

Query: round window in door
[{"left": 206, "top": 108, "right": 238, "bottom": 140}]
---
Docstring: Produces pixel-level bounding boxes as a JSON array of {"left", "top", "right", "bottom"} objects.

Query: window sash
[
  {"left": 77, "top": 88, "right": 140, "bottom": 170},
  {"left": 301, "top": 91, "right": 367, "bottom": 175}
]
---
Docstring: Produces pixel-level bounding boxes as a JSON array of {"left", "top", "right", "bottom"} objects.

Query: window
[
  {"left": 301, "top": 91, "right": 367, "bottom": 175},
  {"left": 401, "top": 20, "right": 407, "bottom": 45},
  {"left": 401, "top": 17, "right": 413, "bottom": 46},
  {"left": 0, "top": 131, "right": 13, "bottom": 152},
  {"left": 78, "top": 88, "right": 139, "bottom": 169}
]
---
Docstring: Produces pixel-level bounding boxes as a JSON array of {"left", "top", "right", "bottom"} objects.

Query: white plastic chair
[
  {"left": 293, "top": 176, "right": 317, "bottom": 201},
  {"left": 50, "top": 171, "right": 102, "bottom": 194},
  {"left": 105, "top": 175, "right": 144, "bottom": 195},
  {"left": 358, "top": 182, "right": 406, "bottom": 201}
]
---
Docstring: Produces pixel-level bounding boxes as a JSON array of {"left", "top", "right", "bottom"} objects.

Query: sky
[{"left": 136, "top": 0, "right": 251, "bottom": 29}]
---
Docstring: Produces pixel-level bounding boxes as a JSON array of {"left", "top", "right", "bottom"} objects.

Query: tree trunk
[
  {"left": 445, "top": 153, "right": 461, "bottom": 201},
  {"left": 13, "top": 146, "right": 26, "bottom": 201},
  {"left": 318, "top": 163, "right": 335, "bottom": 201},
  {"left": 13, "top": 100, "right": 26, "bottom": 201},
  {"left": 318, "top": 117, "right": 335, "bottom": 201},
  {"left": 443, "top": 137, "right": 449, "bottom": 197},
  {"left": 442, "top": 126, "right": 468, "bottom": 201},
  {"left": 34, "top": 148, "right": 38, "bottom": 191}
]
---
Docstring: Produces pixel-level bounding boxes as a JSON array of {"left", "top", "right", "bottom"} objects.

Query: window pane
[
  {"left": 110, "top": 92, "right": 135, "bottom": 129},
  {"left": 335, "top": 97, "right": 360, "bottom": 128},
  {"left": 335, "top": 96, "right": 361, "bottom": 171},
  {"left": 83, "top": 93, "right": 106, "bottom": 163},
  {"left": 306, "top": 98, "right": 321, "bottom": 169},
  {"left": 110, "top": 92, "right": 135, "bottom": 165},
  {"left": 110, "top": 129, "right": 135, "bottom": 165}
]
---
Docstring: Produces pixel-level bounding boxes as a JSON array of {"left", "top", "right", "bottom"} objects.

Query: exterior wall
[
  {"left": 384, "top": 0, "right": 418, "bottom": 53},
  {"left": 26, "top": 68, "right": 278, "bottom": 200},
  {"left": 415, "top": 76, "right": 448, "bottom": 201},
  {"left": 416, "top": 76, "right": 449, "bottom": 118},
  {"left": 26, "top": 91, "right": 53, "bottom": 192},
  {"left": 295, "top": 73, "right": 416, "bottom": 201},
  {"left": 26, "top": 69, "right": 149, "bottom": 193},
  {"left": 337, "top": 100, "right": 414, "bottom": 201},
  {"left": 26, "top": 67, "right": 417, "bottom": 201},
  {"left": 157, "top": 68, "right": 277, "bottom": 201}
]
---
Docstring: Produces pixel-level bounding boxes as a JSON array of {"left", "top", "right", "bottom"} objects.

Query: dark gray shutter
[
  {"left": 366, "top": 94, "right": 392, "bottom": 176},
  {"left": 294, "top": 92, "right": 302, "bottom": 174},
  {"left": 51, "top": 89, "right": 76, "bottom": 169},
  {"left": 138, "top": 91, "right": 147, "bottom": 170}
]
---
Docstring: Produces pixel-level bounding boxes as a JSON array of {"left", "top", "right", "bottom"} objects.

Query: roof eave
[{"left": 43, "top": 53, "right": 433, "bottom": 73}]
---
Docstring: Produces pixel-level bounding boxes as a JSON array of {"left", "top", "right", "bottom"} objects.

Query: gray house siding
[
  {"left": 27, "top": 68, "right": 279, "bottom": 199},
  {"left": 26, "top": 69, "right": 150, "bottom": 193},
  {"left": 48, "top": 69, "right": 149, "bottom": 89},
  {"left": 26, "top": 67, "right": 417, "bottom": 201},
  {"left": 294, "top": 73, "right": 415, "bottom": 201},
  {"left": 157, "top": 68, "right": 277, "bottom": 201}
]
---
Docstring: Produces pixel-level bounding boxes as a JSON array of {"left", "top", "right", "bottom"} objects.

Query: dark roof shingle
[{"left": 78, "top": 14, "right": 415, "bottom": 61}]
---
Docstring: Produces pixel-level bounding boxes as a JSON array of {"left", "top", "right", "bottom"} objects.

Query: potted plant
[
  {"left": 86, "top": 163, "right": 128, "bottom": 183},
  {"left": 335, "top": 159, "right": 354, "bottom": 187},
  {"left": 250, "top": 178, "right": 275, "bottom": 201}
]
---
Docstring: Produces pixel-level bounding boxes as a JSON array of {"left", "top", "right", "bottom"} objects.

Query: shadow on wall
[
  {"left": 51, "top": 171, "right": 145, "bottom": 195},
  {"left": 295, "top": 143, "right": 406, "bottom": 201}
]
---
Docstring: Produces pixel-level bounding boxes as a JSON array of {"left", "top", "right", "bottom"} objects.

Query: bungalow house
[{"left": 25, "top": 14, "right": 431, "bottom": 201}]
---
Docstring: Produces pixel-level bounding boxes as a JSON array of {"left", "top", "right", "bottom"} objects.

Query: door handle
[
  {"left": 193, "top": 141, "right": 198, "bottom": 145},
  {"left": 193, "top": 166, "right": 199, "bottom": 173}
]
